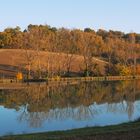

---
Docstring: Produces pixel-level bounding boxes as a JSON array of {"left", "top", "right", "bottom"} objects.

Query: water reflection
[{"left": 0, "top": 80, "right": 140, "bottom": 132}]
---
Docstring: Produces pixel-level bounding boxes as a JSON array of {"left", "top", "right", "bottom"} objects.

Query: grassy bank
[{"left": 1, "top": 120, "right": 140, "bottom": 140}]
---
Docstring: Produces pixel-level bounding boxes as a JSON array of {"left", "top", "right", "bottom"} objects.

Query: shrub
[{"left": 116, "top": 64, "right": 132, "bottom": 76}]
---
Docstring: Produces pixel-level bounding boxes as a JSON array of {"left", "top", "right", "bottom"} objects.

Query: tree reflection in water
[{"left": 0, "top": 80, "right": 140, "bottom": 128}]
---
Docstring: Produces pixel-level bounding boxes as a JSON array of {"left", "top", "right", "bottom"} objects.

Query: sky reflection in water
[{"left": 0, "top": 80, "right": 140, "bottom": 136}]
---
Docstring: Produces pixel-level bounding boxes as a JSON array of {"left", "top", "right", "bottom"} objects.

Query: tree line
[{"left": 0, "top": 24, "right": 140, "bottom": 77}]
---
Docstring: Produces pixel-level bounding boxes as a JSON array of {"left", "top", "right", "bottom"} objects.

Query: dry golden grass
[{"left": 0, "top": 49, "right": 107, "bottom": 77}]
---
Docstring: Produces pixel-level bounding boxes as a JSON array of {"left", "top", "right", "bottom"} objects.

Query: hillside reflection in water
[{"left": 0, "top": 80, "right": 140, "bottom": 136}]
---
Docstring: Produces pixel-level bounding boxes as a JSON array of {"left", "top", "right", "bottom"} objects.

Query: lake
[{"left": 0, "top": 80, "right": 140, "bottom": 136}]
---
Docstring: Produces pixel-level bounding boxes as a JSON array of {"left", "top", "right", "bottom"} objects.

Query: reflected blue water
[{"left": 0, "top": 80, "right": 140, "bottom": 136}]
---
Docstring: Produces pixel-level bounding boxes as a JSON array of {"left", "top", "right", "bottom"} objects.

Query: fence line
[
  {"left": 48, "top": 76, "right": 140, "bottom": 82},
  {"left": 0, "top": 76, "right": 140, "bottom": 83}
]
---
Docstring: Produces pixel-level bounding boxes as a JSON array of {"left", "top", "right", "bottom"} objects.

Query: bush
[{"left": 116, "top": 64, "right": 132, "bottom": 76}]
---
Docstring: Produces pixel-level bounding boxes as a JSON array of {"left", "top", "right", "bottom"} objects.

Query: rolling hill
[{"left": 0, "top": 49, "right": 108, "bottom": 78}]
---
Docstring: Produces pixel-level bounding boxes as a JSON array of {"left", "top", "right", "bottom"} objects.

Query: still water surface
[{"left": 0, "top": 80, "right": 140, "bottom": 136}]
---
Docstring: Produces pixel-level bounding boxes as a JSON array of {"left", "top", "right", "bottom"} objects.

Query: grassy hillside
[{"left": 0, "top": 49, "right": 108, "bottom": 78}]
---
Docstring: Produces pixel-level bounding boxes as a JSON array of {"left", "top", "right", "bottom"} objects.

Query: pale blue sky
[{"left": 0, "top": 0, "right": 140, "bottom": 33}]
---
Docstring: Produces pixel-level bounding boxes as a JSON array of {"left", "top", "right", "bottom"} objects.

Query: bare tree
[
  {"left": 129, "top": 33, "right": 136, "bottom": 76},
  {"left": 76, "top": 31, "right": 97, "bottom": 76}
]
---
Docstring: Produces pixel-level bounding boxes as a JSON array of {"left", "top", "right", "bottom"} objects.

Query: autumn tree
[
  {"left": 128, "top": 33, "right": 137, "bottom": 76},
  {"left": 75, "top": 30, "right": 99, "bottom": 76},
  {"left": 104, "top": 37, "right": 116, "bottom": 75},
  {"left": 56, "top": 28, "right": 78, "bottom": 76}
]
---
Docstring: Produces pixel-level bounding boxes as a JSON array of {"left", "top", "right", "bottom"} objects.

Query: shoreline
[
  {"left": 1, "top": 120, "right": 140, "bottom": 140},
  {"left": 0, "top": 75, "right": 140, "bottom": 84}
]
